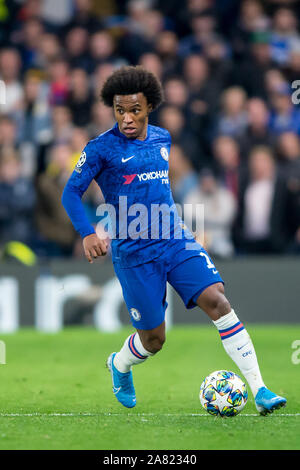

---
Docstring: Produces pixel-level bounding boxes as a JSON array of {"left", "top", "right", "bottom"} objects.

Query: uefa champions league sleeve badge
[{"left": 75, "top": 151, "right": 87, "bottom": 173}]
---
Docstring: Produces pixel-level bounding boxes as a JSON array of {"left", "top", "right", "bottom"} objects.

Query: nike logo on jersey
[{"left": 122, "top": 156, "right": 135, "bottom": 163}]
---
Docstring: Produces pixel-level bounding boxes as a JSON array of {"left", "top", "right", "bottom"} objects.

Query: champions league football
[{"left": 200, "top": 371, "right": 248, "bottom": 417}]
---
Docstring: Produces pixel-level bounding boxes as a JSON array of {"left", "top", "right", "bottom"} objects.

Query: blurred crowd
[{"left": 0, "top": 0, "right": 300, "bottom": 260}]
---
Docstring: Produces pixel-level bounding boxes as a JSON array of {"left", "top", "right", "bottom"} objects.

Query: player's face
[{"left": 113, "top": 93, "right": 152, "bottom": 140}]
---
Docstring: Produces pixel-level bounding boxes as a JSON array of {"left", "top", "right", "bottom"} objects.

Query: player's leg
[
  {"left": 167, "top": 248, "right": 286, "bottom": 414},
  {"left": 113, "top": 320, "right": 165, "bottom": 373},
  {"left": 197, "top": 282, "right": 287, "bottom": 415},
  {"left": 136, "top": 321, "right": 166, "bottom": 354},
  {"left": 196, "top": 283, "right": 266, "bottom": 393},
  {"left": 107, "top": 261, "right": 167, "bottom": 408}
]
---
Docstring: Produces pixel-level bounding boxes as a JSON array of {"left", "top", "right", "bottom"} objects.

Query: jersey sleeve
[{"left": 62, "top": 141, "right": 103, "bottom": 239}]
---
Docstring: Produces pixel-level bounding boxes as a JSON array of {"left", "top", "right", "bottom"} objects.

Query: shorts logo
[
  {"left": 76, "top": 152, "right": 86, "bottom": 168},
  {"left": 130, "top": 308, "right": 141, "bottom": 321},
  {"left": 160, "top": 147, "right": 169, "bottom": 161}
]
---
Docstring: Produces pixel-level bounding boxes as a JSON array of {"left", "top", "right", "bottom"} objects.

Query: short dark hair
[{"left": 100, "top": 65, "right": 164, "bottom": 110}]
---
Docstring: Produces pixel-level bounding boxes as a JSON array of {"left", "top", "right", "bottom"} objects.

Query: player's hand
[{"left": 83, "top": 233, "right": 108, "bottom": 263}]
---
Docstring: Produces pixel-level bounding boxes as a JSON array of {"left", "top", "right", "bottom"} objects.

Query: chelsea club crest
[{"left": 160, "top": 147, "right": 169, "bottom": 161}]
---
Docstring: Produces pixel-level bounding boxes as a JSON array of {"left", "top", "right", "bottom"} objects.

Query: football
[{"left": 200, "top": 370, "right": 248, "bottom": 417}]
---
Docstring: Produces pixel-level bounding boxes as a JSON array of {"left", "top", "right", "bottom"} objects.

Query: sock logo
[
  {"left": 242, "top": 350, "right": 253, "bottom": 358},
  {"left": 237, "top": 343, "right": 249, "bottom": 351}
]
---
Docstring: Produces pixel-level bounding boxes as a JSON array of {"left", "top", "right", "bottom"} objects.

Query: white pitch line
[{"left": 0, "top": 412, "right": 299, "bottom": 418}]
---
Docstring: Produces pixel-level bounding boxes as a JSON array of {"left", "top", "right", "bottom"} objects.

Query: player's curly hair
[{"left": 100, "top": 66, "right": 164, "bottom": 110}]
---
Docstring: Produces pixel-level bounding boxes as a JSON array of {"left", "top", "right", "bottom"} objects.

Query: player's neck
[{"left": 136, "top": 126, "right": 148, "bottom": 141}]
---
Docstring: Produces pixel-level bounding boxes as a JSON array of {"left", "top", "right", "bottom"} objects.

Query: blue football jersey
[{"left": 62, "top": 123, "right": 193, "bottom": 267}]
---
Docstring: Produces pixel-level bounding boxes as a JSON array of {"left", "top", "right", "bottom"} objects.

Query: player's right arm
[{"left": 61, "top": 142, "right": 107, "bottom": 263}]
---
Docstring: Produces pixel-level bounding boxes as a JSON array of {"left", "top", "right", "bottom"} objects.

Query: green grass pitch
[{"left": 0, "top": 325, "right": 299, "bottom": 450}]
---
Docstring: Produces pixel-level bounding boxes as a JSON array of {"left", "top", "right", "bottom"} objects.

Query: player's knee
[
  {"left": 143, "top": 334, "right": 165, "bottom": 354},
  {"left": 202, "top": 284, "right": 231, "bottom": 320},
  {"left": 214, "top": 296, "right": 231, "bottom": 319}
]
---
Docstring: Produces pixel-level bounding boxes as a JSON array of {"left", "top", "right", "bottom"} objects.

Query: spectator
[
  {"left": 17, "top": 70, "right": 51, "bottom": 147},
  {"left": 233, "top": 146, "right": 288, "bottom": 254},
  {"left": 269, "top": 83, "right": 300, "bottom": 135},
  {"left": 36, "top": 33, "right": 62, "bottom": 68},
  {"left": 264, "top": 68, "right": 287, "bottom": 98},
  {"left": 276, "top": 131, "right": 300, "bottom": 251},
  {"left": 15, "top": 70, "right": 52, "bottom": 177},
  {"left": 139, "top": 9, "right": 165, "bottom": 43},
  {"left": 50, "top": 105, "right": 74, "bottom": 145},
  {"left": 119, "top": 4, "right": 161, "bottom": 63},
  {"left": 202, "top": 34, "right": 233, "bottom": 92},
  {"left": 270, "top": 7, "right": 300, "bottom": 66},
  {"left": 69, "top": 127, "right": 89, "bottom": 169},
  {"left": 154, "top": 30, "right": 180, "bottom": 78},
  {"left": 179, "top": 11, "right": 218, "bottom": 57},
  {"left": 89, "top": 30, "right": 122, "bottom": 71},
  {"left": 286, "top": 41, "right": 300, "bottom": 83},
  {"left": 35, "top": 144, "right": 76, "bottom": 256},
  {"left": 66, "top": 68, "right": 93, "bottom": 127},
  {"left": 15, "top": 0, "right": 42, "bottom": 22},
  {"left": 139, "top": 53, "right": 163, "bottom": 81},
  {"left": 183, "top": 54, "right": 211, "bottom": 96},
  {"left": 183, "top": 168, "right": 237, "bottom": 258},
  {"left": 0, "top": 148, "right": 36, "bottom": 246},
  {"left": 212, "top": 135, "right": 240, "bottom": 199},
  {"left": 231, "top": 0, "right": 270, "bottom": 57},
  {"left": 19, "top": 18, "right": 44, "bottom": 71},
  {"left": 183, "top": 54, "right": 219, "bottom": 138},
  {"left": 234, "top": 31, "right": 276, "bottom": 99},
  {"left": 276, "top": 131, "right": 300, "bottom": 169},
  {"left": 239, "top": 98, "right": 274, "bottom": 160},
  {"left": 216, "top": 86, "right": 248, "bottom": 138},
  {"left": 163, "top": 77, "right": 189, "bottom": 109},
  {"left": 92, "top": 63, "right": 116, "bottom": 98},
  {"left": 65, "top": 0, "right": 102, "bottom": 34},
  {"left": 48, "top": 58, "right": 70, "bottom": 106},
  {"left": 41, "top": 0, "right": 74, "bottom": 30},
  {"left": 65, "top": 27, "right": 90, "bottom": 70},
  {"left": 0, "top": 115, "right": 18, "bottom": 151},
  {"left": 158, "top": 105, "right": 201, "bottom": 170},
  {"left": 0, "top": 48, "right": 23, "bottom": 114},
  {"left": 138, "top": 53, "right": 163, "bottom": 125},
  {"left": 168, "top": 144, "right": 198, "bottom": 205},
  {"left": 126, "top": 0, "right": 155, "bottom": 37},
  {"left": 87, "top": 102, "right": 114, "bottom": 138}
]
